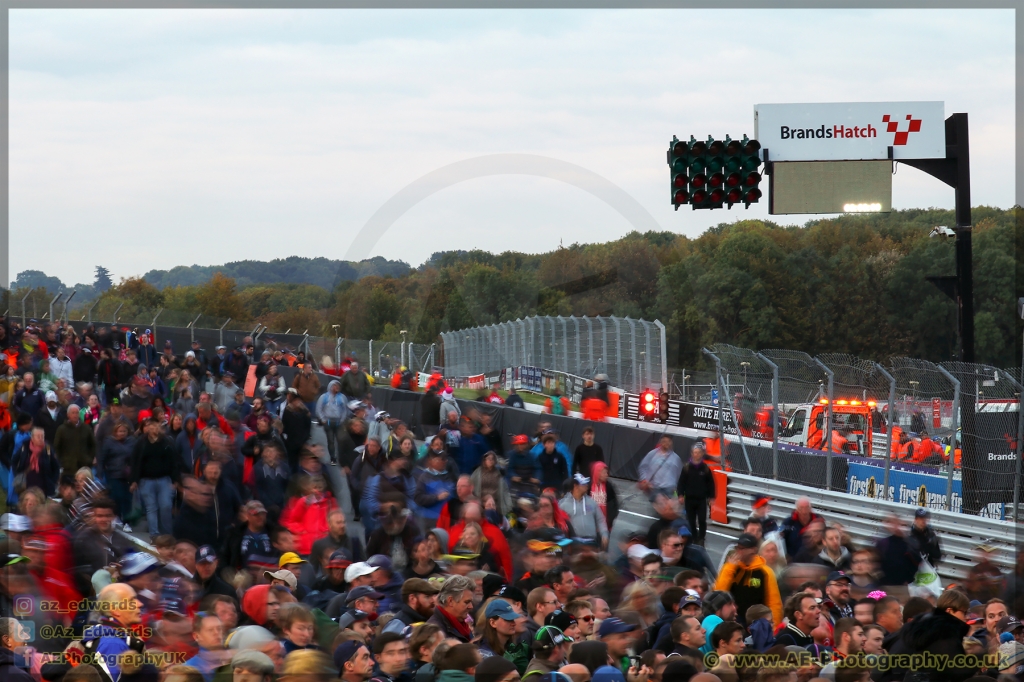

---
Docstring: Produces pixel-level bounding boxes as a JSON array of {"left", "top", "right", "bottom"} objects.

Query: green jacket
[
  {"left": 436, "top": 671, "right": 474, "bottom": 682},
  {"left": 503, "top": 639, "right": 531, "bottom": 676},
  {"left": 53, "top": 420, "right": 96, "bottom": 474}
]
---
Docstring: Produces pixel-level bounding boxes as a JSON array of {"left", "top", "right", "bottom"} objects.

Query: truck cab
[{"left": 780, "top": 398, "right": 876, "bottom": 456}]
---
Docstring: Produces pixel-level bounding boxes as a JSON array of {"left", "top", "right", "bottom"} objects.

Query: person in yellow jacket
[{"left": 715, "top": 532, "right": 784, "bottom": 626}]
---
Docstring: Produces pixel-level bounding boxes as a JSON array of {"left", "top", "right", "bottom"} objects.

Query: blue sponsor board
[
  {"left": 846, "top": 461, "right": 1004, "bottom": 519},
  {"left": 520, "top": 366, "right": 542, "bottom": 392}
]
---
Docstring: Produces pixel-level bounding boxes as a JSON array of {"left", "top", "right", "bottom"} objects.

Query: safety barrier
[{"left": 719, "top": 472, "right": 1016, "bottom": 581}]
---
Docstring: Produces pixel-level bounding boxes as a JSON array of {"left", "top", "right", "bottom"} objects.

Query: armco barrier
[{"left": 720, "top": 472, "right": 1016, "bottom": 581}]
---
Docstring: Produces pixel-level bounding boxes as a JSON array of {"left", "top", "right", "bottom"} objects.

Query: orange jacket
[{"left": 581, "top": 397, "right": 607, "bottom": 422}]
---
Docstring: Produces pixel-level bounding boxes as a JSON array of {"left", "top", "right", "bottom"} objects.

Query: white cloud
[{"left": 9, "top": 8, "right": 1014, "bottom": 285}]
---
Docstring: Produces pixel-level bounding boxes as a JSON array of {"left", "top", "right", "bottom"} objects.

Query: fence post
[
  {"left": 559, "top": 316, "right": 568, "bottom": 374},
  {"left": 626, "top": 318, "right": 638, "bottom": 392},
  {"left": 1001, "top": 369, "right": 1024, "bottom": 519},
  {"left": 150, "top": 308, "right": 163, "bottom": 340},
  {"left": 111, "top": 302, "right": 124, "bottom": 324},
  {"left": 336, "top": 337, "right": 344, "bottom": 367},
  {"left": 21, "top": 290, "right": 30, "bottom": 327},
  {"left": 876, "top": 363, "right": 897, "bottom": 498},
  {"left": 84, "top": 299, "right": 99, "bottom": 325},
  {"left": 704, "top": 348, "right": 753, "bottom": 473},
  {"left": 62, "top": 290, "right": 77, "bottom": 324},
  {"left": 813, "top": 358, "right": 835, "bottom": 490},
  {"left": 613, "top": 317, "right": 623, "bottom": 391},
  {"left": 600, "top": 317, "right": 608, "bottom": 380},
  {"left": 654, "top": 320, "right": 667, "bottom": 391},
  {"left": 572, "top": 316, "right": 581, "bottom": 376},
  {"left": 187, "top": 314, "right": 201, "bottom": 343},
  {"left": 49, "top": 291, "right": 63, "bottom": 323},
  {"left": 368, "top": 340, "right": 373, "bottom": 375},
  {"left": 758, "top": 352, "right": 780, "bottom": 480},
  {"left": 937, "top": 365, "right": 961, "bottom": 511},
  {"left": 218, "top": 318, "right": 231, "bottom": 348},
  {"left": 585, "top": 317, "right": 594, "bottom": 374},
  {"left": 429, "top": 343, "right": 435, "bottom": 372}
]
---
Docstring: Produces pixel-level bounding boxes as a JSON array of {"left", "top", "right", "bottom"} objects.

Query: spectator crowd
[{"left": 0, "top": 317, "right": 1021, "bottom": 682}]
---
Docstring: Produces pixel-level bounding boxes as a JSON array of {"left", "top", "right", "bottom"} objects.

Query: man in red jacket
[
  {"left": 447, "top": 501, "right": 512, "bottom": 581},
  {"left": 196, "top": 401, "right": 234, "bottom": 440}
]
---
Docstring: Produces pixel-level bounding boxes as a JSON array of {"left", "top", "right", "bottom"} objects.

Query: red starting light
[
  {"left": 727, "top": 188, "right": 743, "bottom": 203},
  {"left": 745, "top": 171, "right": 762, "bottom": 187},
  {"left": 709, "top": 187, "right": 725, "bottom": 203},
  {"left": 641, "top": 390, "right": 657, "bottom": 413},
  {"left": 691, "top": 189, "right": 707, "bottom": 204},
  {"left": 690, "top": 173, "right": 707, "bottom": 188},
  {"left": 673, "top": 189, "right": 689, "bottom": 204},
  {"left": 709, "top": 172, "right": 725, "bottom": 186},
  {"left": 726, "top": 172, "right": 741, "bottom": 187}
]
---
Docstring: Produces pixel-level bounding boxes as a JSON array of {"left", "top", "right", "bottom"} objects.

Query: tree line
[{"left": 4, "top": 206, "right": 1021, "bottom": 370}]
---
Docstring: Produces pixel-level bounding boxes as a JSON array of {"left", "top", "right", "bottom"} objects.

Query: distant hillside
[{"left": 142, "top": 256, "right": 411, "bottom": 290}]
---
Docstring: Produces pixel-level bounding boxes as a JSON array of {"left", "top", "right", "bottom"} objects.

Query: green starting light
[{"left": 668, "top": 134, "right": 762, "bottom": 210}]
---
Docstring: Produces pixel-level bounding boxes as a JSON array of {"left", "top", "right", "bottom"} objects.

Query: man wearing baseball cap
[
  {"left": 824, "top": 570, "right": 853, "bottom": 622},
  {"left": 334, "top": 640, "right": 374, "bottom": 682},
  {"left": 239, "top": 500, "right": 276, "bottom": 572},
  {"left": 545, "top": 609, "right": 582, "bottom": 643},
  {"left": 278, "top": 552, "right": 311, "bottom": 600},
  {"left": 1000, "top": 616, "right": 1024, "bottom": 645},
  {"left": 598, "top": 617, "right": 637, "bottom": 677},
  {"left": 195, "top": 546, "right": 235, "bottom": 600},
  {"left": 524, "top": 626, "right": 572, "bottom": 679},
  {"left": 559, "top": 473, "right": 607, "bottom": 548},
  {"left": 714, "top": 532, "right": 782, "bottom": 626},
  {"left": 910, "top": 507, "right": 943, "bottom": 569},
  {"left": 507, "top": 434, "right": 542, "bottom": 496},
  {"left": 380, "top": 578, "right": 441, "bottom": 635}
]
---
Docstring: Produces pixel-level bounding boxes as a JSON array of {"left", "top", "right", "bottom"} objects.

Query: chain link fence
[{"left": 439, "top": 315, "right": 666, "bottom": 394}]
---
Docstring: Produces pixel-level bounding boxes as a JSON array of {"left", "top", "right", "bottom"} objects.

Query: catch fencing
[
  {"left": 47, "top": 313, "right": 1022, "bottom": 518},
  {"left": 59, "top": 310, "right": 434, "bottom": 379},
  {"left": 439, "top": 315, "right": 667, "bottom": 394}
]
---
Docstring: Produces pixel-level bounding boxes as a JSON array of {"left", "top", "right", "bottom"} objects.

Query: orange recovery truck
[{"left": 779, "top": 398, "right": 879, "bottom": 456}]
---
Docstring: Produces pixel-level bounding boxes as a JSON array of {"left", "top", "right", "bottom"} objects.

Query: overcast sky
[{"left": 9, "top": 8, "right": 1016, "bottom": 286}]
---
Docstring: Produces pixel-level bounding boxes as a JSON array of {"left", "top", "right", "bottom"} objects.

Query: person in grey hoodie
[
  {"left": 317, "top": 380, "right": 349, "bottom": 465},
  {"left": 559, "top": 473, "right": 607, "bottom": 548},
  {"left": 439, "top": 387, "right": 461, "bottom": 424}
]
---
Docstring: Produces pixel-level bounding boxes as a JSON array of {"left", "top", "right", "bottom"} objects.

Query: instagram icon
[{"left": 13, "top": 596, "right": 34, "bottom": 617}]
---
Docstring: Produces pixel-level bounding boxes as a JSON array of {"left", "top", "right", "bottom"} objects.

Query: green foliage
[
  {"left": 13, "top": 207, "right": 1021, "bottom": 369},
  {"left": 142, "top": 256, "right": 411, "bottom": 289},
  {"left": 94, "top": 266, "right": 114, "bottom": 292},
  {"left": 10, "top": 270, "right": 64, "bottom": 293}
]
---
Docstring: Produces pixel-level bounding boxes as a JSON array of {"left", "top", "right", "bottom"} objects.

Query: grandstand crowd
[{"left": 0, "top": 318, "right": 1022, "bottom": 682}]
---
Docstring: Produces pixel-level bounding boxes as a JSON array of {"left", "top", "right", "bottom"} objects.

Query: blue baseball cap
[
  {"left": 679, "top": 593, "right": 702, "bottom": 608},
  {"left": 119, "top": 552, "right": 161, "bottom": 578},
  {"left": 196, "top": 546, "right": 218, "bottom": 564},
  {"left": 485, "top": 600, "right": 524, "bottom": 621},
  {"left": 598, "top": 617, "right": 638, "bottom": 637}
]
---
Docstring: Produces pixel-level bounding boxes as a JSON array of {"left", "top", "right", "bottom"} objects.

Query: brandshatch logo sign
[{"left": 755, "top": 102, "right": 944, "bottom": 161}]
